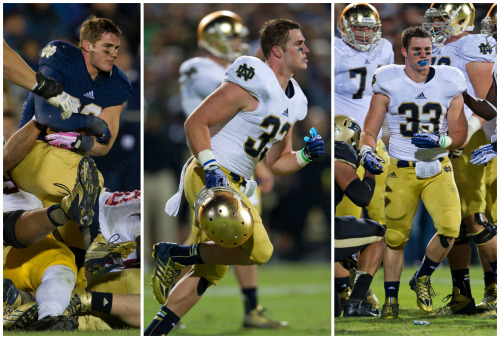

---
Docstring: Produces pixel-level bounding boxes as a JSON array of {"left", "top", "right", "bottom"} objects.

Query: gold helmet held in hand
[
  {"left": 334, "top": 115, "right": 361, "bottom": 152},
  {"left": 423, "top": 3, "right": 475, "bottom": 46},
  {"left": 197, "top": 10, "right": 249, "bottom": 61},
  {"left": 195, "top": 186, "right": 253, "bottom": 248},
  {"left": 338, "top": 3, "right": 382, "bottom": 52}
]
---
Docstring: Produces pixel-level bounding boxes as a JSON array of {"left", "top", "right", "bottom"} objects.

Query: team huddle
[{"left": 334, "top": 3, "right": 497, "bottom": 319}]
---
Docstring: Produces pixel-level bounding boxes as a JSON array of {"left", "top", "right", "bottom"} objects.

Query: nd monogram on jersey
[
  {"left": 373, "top": 64, "right": 467, "bottom": 162},
  {"left": 432, "top": 34, "right": 496, "bottom": 119},
  {"left": 213, "top": 56, "right": 308, "bottom": 179},
  {"left": 334, "top": 37, "right": 394, "bottom": 130},
  {"left": 179, "top": 57, "right": 227, "bottom": 117}
]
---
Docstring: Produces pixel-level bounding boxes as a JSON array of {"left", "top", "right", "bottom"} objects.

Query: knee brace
[
  {"left": 3, "top": 210, "right": 27, "bottom": 249},
  {"left": 453, "top": 221, "right": 471, "bottom": 246},
  {"left": 385, "top": 229, "right": 408, "bottom": 250},
  {"left": 470, "top": 213, "right": 497, "bottom": 246},
  {"left": 439, "top": 234, "right": 450, "bottom": 248},
  {"left": 197, "top": 277, "right": 210, "bottom": 296}
]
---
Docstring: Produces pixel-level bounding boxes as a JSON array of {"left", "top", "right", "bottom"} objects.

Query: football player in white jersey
[
  {"left": 177, "top": 11, "right": 284, "bottom": 329},
  {"left": 360, "top": 27, "right": 467, "bottom": 319},
  {"left": 334, "top": 2, "right": 393, "bottom": 310},
  {"left": 145, "top": 18, "right": 325, "bottom": 335},
  {"left": 423, "top": 3, "right": 497, "bottom": 315}
]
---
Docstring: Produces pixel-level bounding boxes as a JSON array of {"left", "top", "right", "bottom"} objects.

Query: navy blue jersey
[{"left": 19, "top": 40, "right": 132, "bottom": 136}]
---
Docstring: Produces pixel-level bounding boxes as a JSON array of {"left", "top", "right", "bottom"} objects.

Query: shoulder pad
[
  {"left": 39, "top": 40, "right": 81, "bottom": 68},
  {"left": 372, "top": 64, "right": 402, "bottom": 96},
  {"left": 110, "top": 65, "right": 133, "bottom": 104},
  {"left": 224, "top": 56, "right": 273, "bottom": 100},
  {"left": 334, "top": 141, "right": 359, "bottom": 169},
  {"left": 461, "top": 34, "right": 496, "bottom": 63},
  {"left": 437, "top": 65, "right": 467, "bottom": 94}
]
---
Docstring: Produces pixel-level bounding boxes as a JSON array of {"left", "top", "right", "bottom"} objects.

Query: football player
[
  {"left": 3, "top": 40, "right": 74, "bottom": 118},
  {"left": 145, "top": 18, "right": 325, "bottom": 335},
  {"left": 422, "top": 3, "right": 497, "bottom": 315},
  {"left": 175, "top": 11, "right": 284, "bottom": 328},
  {"left": 334, "top": 3, "right": 394, "bottom": 309},
  {"left": 334, "top": 115, "right": 385, "bottom": 317},
  {"left": 360, "top": 26, "right": 467, "bottom": 318}
]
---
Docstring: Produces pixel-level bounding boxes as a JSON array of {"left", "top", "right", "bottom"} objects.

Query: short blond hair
[{"left": 79, "top": 15, "right": 121, "bottom": 48}]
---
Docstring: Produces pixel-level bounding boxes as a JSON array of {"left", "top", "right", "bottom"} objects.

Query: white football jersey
[
  {"left": 432, "top": 34, "right": 496, "bottom": 118},
  {"left": 179, "top": 57, "right": 227, "bottom": 117},
  {"left": 3, "top": 174, "right": 43, "bottom": 212},
  {"left": 485, "top": 59, "right": 497, "bottom": 142},
  {"left": 99, "top": 189, "right": 141, "bottom": 266},
  {"left": 212, "top": 56, "right": 308, "bottom": 179},
  {"left": 373, "top": 65, "right": 467, "bottom": 162},
  {"left": 334, "top": 37, "right": 394, "bottom": 130}
]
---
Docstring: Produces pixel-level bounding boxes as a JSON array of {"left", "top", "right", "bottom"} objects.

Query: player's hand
[
  {"left": 204, "top": 165, "right": 228, "bottom": 188},
  {"left": 303, "top": 127, "right": 325, "bottom": 160},
  {"left": 32, "top": 72, "right": 74, "bottom": 120},
  {"left": 95, "top": 127, "right": 112, "bottom": 145},
  {"left": 360, "top": 145, "right": 385, "bottom": 175},
  {"left": 45, "top": 132, "right": 94, "bottom": 152},
  {"left": 470, "top": 142, "right": 497, "bottom": 165},
  {"left": 411, "top": 132, "right": 443, "bottom": 148},
  {"left": 85, "top": 115, "right": 109, "bottom": 137}
]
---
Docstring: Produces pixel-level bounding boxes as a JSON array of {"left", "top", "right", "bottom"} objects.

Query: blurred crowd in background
[
  {"left": 334, "top": 3, "right": 494, "bottom": 265},
  {"left": 143, "top": 3, "right": 332, "bottom": 266},
  {"left": 3, "top": 3, "right": 141, "bottom": 192}
]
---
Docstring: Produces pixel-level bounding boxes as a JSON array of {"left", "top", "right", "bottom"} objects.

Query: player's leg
[
  {"left": 334, "top": 263, "right": 352, "bottom": 312},
  {"left": 381, "top": 161, "right": 421, "bottom": 319},
  {"left": 412, "top": 159, "right": 461, "bottom": 313}
]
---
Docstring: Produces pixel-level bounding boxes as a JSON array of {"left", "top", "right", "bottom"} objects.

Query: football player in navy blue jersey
[{"left": 334, "top": 115, "right": 385, "bottom": 318}]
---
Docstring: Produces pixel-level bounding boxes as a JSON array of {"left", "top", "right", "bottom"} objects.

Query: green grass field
[
  {"left": 4, "top": 327, "right": 139, "bottom": 336},
  {"left": 335, "top": 265, "right": 497, "bottom": 336},
  {"left": 144, "top": 262, "right": 331, "bottom": 336}
]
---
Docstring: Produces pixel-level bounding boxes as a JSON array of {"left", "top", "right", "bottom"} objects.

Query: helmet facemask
[
  {"left": 338, "top": 3, "right": 382, "bottom": 52},
  {"left": 423, "top": 4, "right": 475, "bottom": 47}
]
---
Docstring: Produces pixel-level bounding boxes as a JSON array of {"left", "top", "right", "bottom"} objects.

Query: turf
[
  {"left": 4, "top": 328, "right": 139, "bottom": 336},
  {"left": 335, "top": 265, "right": 497, "bottom": 336},
  {"left": 144, "top": 262, "right": 331, "bottom": 336}
]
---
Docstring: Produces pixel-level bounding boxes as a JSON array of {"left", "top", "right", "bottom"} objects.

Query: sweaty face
[
  {"left": 283, "top": 29, "right": 309, "bottom": 71},
  {"left": 405, "top": 37, "right": 432, "bottom": 71},
  {"left": 352, "top": 25, "right": 374, "bottom": 44},
  {"left": 88, "top": 33, "right": 120, "bottom": 73}
]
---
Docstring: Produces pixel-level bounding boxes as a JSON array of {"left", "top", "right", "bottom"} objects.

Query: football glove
[
  {"left": 32, "top": 72, "right": 74, "bottom": 120},
  {"left": 470, "top": 142, "right": 497, "bottom": 165},
  {"left": 45, "top": 132, "right": 94, "bottom": 152},
  {"left": 360, "top": 145, "right": 385, "bottom": 175},
  {"left": 303, "top": 127, "right": 325, "bottom": 160},
  {"left": 411, "top": 132, "right": 443, "bottom": 148},
  {"left": 85, "top": 115, "right": 109, "bottom": 137},
  {"left": 204, "top": 165, "right": 228, "bottom": 188}
]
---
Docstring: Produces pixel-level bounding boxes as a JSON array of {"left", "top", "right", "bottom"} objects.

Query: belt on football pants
[
  {"left": 229, "top": 172, "right": 249, "bottom": 186},
  {"left": 396, "top": 157, "right": 445, "bottom": 168}
]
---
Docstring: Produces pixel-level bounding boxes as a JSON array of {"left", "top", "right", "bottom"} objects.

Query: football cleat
[
  {"left": 410, "top": 275, "right": 435, "bottom": 313},
  {"left": 476, "top": 283, "right": 497, "bottom": 313},
  {"left": 84, "top": 233, "right": 136, "bottom": 272},
  {"left": 25, "top": 315, "right": 78, "bottom": 331},
  {"left": 380, "top": 297, "right": 399, "bottom": 319},
  {"left": 63, "top": 287, "right": 92, "bottom": 317},
  {"left": 338, "top": 286, "right": 352, "bottom": 309},
  {"left": 151, "top": 242, "right": 186, "bottom": 305},
  {"left": 343, "top": 298, "right": 380, "bottom": 317},
  {"left": 3, "top": 279, "right": 35, "bottom": 308},
  {"left": 3, "top": 302, "right": 38, "bottom": 330},
  {"left": 243, "top": 305, "right": 288, "bottom": 328},
  {"left": 435, "top": 287, "right": 477, "bottom": 316},
  {"left": 60, "top": 155, "right": 100, "bottom": 227},
  {"left": 366, "top": 289, "right": 380, "bottom": 310}
]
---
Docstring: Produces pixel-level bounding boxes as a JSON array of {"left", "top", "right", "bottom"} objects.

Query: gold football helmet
[
  {"left": 338, "top": 3, "right": 382, "bottom": 52},
  {"left": 423, "top": 3, "right": 475, "bottom": 46},
  {"left": 334, "top": 115, "right": 361, "bottom": 152},
  {"left": 481, "top": 4, "right": 497, "bottom": 38},
  {"left": 195, "top": 186, "right": 253, "bottom": 248},
  {"left": 197, "top": 10, "right": 249, "bottom": 62}
]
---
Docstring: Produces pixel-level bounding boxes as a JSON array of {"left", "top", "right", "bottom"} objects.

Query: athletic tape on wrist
[
  {"left": 197, "top": 149, "right": 218, "bottom": 170},
  {"left": 296, "top": 149, "right": 312, "bottom": 166}
]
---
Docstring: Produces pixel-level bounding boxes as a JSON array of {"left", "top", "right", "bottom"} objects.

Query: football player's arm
[
  {"left": 465, "top": 62, "right": 493, "bottom": 128},
  {"left": 266, "top": 128, "right": 302, "bottom": 176},
  {"left": 87, "top": 104, "right": 122, "bottom": 156},
  {"left": 254, "top": 161, "right": 274, "bottom": 193},
  {"left": 184, "top": 81, "right": 254, "bottom": 157},
  {"left": 360, "top": 93, "right": 388, "bottom": 149},
  {"left": 446, "top": 93, "right": 468, "bottom": 150},
  {"left": 3, "top": 40, "right": 37, "bottom": 90},
  {"left": 3, "top": 120, "right": 43, "bottom": 173},
  {"left": 335, "top": 161, "right": 375, "bottom": 208}
]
